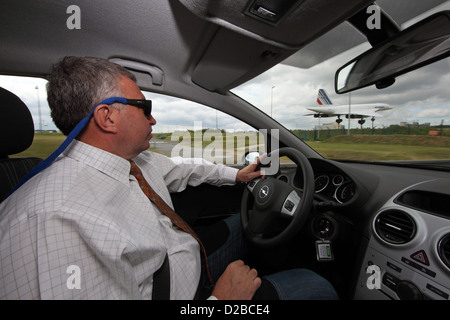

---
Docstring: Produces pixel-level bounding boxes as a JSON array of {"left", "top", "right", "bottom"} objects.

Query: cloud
[{"left": 418, "top": 108, "right": 450, "bottom": 118}]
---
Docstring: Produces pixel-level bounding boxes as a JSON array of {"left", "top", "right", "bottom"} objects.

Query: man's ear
[{"left": 92, "top": 105, "right": 118, "bottom": 133}]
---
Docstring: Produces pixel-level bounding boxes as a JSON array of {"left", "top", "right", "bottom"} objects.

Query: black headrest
[{"left": 0, "top": 87, "right": 35, "bottom": 157}]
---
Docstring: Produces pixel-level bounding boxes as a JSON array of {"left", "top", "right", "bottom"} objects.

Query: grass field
[
  {"left": 12, "top": 132, "right": 66, "bottom": 159},
  {"left": 306, "top": 135, "right": 450, "bottom": 161},
  {"left": 11, "top": 132, "right": 450, "bottom": 162}
]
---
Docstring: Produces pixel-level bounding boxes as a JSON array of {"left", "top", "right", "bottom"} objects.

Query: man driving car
[{"left": 0, "top": 56, "right": 337, "bottom": 300}]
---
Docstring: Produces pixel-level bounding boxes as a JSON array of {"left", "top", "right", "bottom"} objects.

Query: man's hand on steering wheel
[
  {"left": 236, "top": 155, "right": 264, "bottom": 183},
  {"left": 240, "top": 148, "right": 315, "bottom": 247}
]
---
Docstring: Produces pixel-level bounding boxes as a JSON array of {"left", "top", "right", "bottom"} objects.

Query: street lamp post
[
  {"left": 348, "top": 92, "right": 351, "bottom": 135},
  {"left": 271, "top": 86, "right": 275, "bottom": 118},
  {"left": 35, "top": 85, "right": 43, "bottom": 132}
]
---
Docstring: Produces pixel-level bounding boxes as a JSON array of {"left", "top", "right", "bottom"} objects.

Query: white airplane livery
[{"left": 306, "top": 89, "right": 392, "bottom": 125}]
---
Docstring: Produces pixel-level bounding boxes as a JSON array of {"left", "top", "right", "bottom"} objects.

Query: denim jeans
[{"left": 206, "top": 213, "right": 339, "bottom": 300}]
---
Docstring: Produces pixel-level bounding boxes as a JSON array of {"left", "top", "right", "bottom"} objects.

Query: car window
[
  {"left": 143, "top": 91, "right": 266, "bottom": 165},
  {"left": 1, "top": 75, "right": 266, "bottom": 165}
]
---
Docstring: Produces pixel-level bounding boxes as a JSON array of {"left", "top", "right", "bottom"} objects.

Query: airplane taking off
[{"left": 306, "top": 89, "right": 392, "bottom": 128}]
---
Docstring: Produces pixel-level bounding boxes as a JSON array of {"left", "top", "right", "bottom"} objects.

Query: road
[{"left": 149, "top": 138, "right": 264, "bottom": 165}]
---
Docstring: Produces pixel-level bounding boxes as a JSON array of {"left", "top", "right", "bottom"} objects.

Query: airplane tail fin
[{"left": 317, "top": 89, "right": 333, "bottom": 105}]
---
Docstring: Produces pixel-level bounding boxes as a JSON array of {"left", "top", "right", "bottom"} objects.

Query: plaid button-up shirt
[{"left": 0, "top": 140, "right": 237, "bottom": 299}]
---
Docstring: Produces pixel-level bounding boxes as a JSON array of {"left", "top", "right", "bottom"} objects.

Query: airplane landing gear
[
  {"left": 336, "top": 116, "right": 343, "bottom": 129},
  {"left": 358, "top": 119, "right": 365, "bottom": 129}
]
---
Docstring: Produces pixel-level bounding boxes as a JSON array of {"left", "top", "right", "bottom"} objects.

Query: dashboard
[
  {"left": 277, "top": 158, "right": 358, "bottom": 205},
  {"left": 276, "top": 157, "right": 450, "bottom": 300},
  {"left": 354, "top": 178, "right": 450, "bottom": 300},
  {"left": 314, "top": 173, "right": 355, "bottom": 204}
]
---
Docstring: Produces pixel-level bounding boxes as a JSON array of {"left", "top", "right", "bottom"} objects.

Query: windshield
[
  {"left": 2, "top": 53, "right": 449, "bottom": 164},
  {"left": 232, "top": 44, "right": 450, "bottom": 162}
]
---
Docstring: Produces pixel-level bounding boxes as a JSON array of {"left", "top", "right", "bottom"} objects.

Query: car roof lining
[
  {"left": 0, "top": 0, "right": 445, "bottom": 93},
  {"left": 0, "top": 1, "right": 447, "bottom": 96},
  {"left": 0, "top": 0, "right": 371, "bottom": 92}
]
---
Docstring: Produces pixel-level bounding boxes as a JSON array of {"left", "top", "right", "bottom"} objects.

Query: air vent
[
  {"left": 438, "top": 234, "right": 450, "bottom": 269},
  {"left": 375, "top": 210, "right": 416, "bottom": 244}
]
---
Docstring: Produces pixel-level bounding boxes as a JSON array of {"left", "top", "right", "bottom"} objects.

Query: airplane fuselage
[{"left": 307, "top": 103, "right": 391, "bottom": 118}]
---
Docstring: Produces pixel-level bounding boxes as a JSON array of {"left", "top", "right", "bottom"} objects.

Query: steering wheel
[{"left": 241, "top": 147, "right": 315, "bottom": 247}]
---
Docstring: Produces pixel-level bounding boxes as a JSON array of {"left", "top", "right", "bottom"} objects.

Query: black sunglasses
[
  {"left": 125, "top": 99, "right": 152, "bottom": 119},
  {"left": 97, "top": 97, "right": 152, "bottom": 119}
]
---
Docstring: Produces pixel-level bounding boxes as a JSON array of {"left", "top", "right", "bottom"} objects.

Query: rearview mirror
[{"left": 335, "top": 10, "right": 450, "bottom": 94}]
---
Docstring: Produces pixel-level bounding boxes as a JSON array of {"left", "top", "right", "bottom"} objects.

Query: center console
[{"left": 354, "top": 184, "right": 450, "bottom": 300}]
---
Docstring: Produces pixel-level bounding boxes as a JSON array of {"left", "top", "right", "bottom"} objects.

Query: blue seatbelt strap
[{"left": 3, "top": 97, "right": 128, "bottom": 201}]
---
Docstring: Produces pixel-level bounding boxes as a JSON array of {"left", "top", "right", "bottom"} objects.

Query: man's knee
[{"left": 263, "top": 269, "right": 339, "bottom": 300}]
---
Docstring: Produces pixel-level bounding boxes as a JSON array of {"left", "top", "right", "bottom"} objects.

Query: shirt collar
[{"left": 63, "top": 140, "right": 132, "bottom": 185}]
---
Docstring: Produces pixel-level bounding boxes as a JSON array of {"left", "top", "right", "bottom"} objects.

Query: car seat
[{"left": 0, "top": 87, "right": 42, "bottom": 202}]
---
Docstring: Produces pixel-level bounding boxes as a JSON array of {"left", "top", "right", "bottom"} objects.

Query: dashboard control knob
[
  {"left": 396, "top": 281, "right": 422, "bottom": 300},
  {"left": 312, "top": 215, "right": 336, "bottom": 240}
]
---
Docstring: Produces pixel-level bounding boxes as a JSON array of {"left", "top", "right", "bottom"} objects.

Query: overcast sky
[
  {"left": 2, "top": 50, "right": 448, "bottom": 133},
  {"left": 1, "top": 3, "right": 449, "bottom": 133},
  {"left": 233, "top": 45, "right": 450, "bottom": 130}
]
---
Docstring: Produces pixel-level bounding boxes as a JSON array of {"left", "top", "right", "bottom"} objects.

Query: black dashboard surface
[{"left": 278, "top": 158, "right": 450, "bottom": 235}]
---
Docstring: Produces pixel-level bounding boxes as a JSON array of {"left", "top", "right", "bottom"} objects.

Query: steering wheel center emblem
[{"left": 259, "top": 185, "right": 270, "bottom": 199}]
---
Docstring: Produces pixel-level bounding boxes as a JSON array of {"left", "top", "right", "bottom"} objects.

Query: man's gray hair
[{"left": 47, "top": 56, "right": 137, "bottom": 135}]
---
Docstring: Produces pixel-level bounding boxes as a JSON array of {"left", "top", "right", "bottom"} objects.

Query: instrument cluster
[{"left": 314, "top": 173, "right": 356, "bottom": 204}]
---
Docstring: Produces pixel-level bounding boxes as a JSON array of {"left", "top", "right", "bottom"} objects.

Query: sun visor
[
  {"left": 192, "top": 28, "right": 292, "bottom": 92},
  {"left": 182, "top": 0, "right": 374, "bottom": 92},
  {"left": 179, "top": 0, "right": 374, "bottom": 48}
]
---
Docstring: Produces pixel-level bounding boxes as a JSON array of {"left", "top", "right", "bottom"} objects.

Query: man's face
[{"left": 116, "top": 76, "right": 157, "bottom": 158}]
